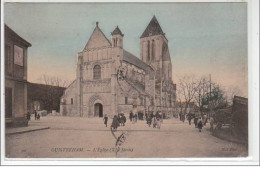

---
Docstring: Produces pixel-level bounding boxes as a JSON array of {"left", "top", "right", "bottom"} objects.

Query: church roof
[
  {"left": 111, "top": 26, "right": 124, "bottom": 36},
  {"left": 84, "top": 22, "right": 111, "bottom": 50},
  {"left": 122, "top": 50, "right": 153, "bottom": 71},
  {"left": 140, "top": 16, "right": 165, "bottom": 38}
]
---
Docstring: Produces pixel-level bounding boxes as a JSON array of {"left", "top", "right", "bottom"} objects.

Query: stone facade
[
  {"left": 5, "top": 25, "right": 31, "bottom": 127},
  {"left": 61, "top": 16, "right": 176, "bottom": 118}
]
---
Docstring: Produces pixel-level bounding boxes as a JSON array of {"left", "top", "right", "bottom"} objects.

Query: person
[
  {"left": 210, "top": 117, "right": 214, "bottom": 132},
  {"left": 103, "top": 114, "right": 108, "bottom": 127},
  {"left": 197, "top": 117, "right": 203, "bottom": 132},
  {"left": 37, "top": 113, "right": 40, "bottom": 120},
  {"left": 134, "top": 113, "right": 138, "bottom": 123},
  {"left": 152, "top": 117, "right": 157, "bottom": 128},
  {"left": 26, "top": 111, "right": 31, "bottom": 120},
  {"left": 156, "top": 116, "right": 161, "bottom": 129},
  {"left": 179, "top": 113, "right": 182, "bottom": 121},
  {"left": 111, "top": 115, "right": 119, "bottom": 130},
  {"left": 34, "top": 110, "right": 37, "bottom": 120},
  {"left": 187, "top": 113, "right": 192, "bottom": 125},
  {"left": 147, "top": 115, "right": 152, "bottom": 127},
  {"left": 129, "top": 111, "right": 133, "bottom": 122},
  {"left": 203, "top": 114, "right": 208, "bottom": 126},
  {"left": 121, "top": 113, "right": 126, "bottom": 126},
  {"left": 194, "top": 116, "right": 198, "bottom": 128}
]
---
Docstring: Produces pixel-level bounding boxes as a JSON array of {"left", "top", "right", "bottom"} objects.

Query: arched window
[
  {"left": 151, "top": 40, "right": 155, "bottom": 61},
  {"left": 147, "top": 40, "right": 150, "bottom": 61},
  {"left": 93, "top": 65, "right": 101, "bottom": 79}
]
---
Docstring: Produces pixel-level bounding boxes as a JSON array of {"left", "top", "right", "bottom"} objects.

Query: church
[{"left": 60, "top": 16, "right": 176, "bottom": 118}]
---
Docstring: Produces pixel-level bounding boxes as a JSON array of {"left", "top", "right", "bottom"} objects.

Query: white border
[{"left": 1, "top": 0, "right": 259, "bottom": 165}]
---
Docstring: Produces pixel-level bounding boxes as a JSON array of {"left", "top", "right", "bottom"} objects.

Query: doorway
[{"left": 94, "top": 103, "right": 103, "bottom": 117}]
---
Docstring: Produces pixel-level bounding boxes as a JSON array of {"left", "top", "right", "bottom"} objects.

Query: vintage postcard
[{"left": 1, "top": 0, "right": 259, "bottom": 165}]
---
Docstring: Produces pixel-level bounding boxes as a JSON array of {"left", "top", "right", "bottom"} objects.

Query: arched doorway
[{"left": 94, "top": 103, "right": 103, "bottom": 117}]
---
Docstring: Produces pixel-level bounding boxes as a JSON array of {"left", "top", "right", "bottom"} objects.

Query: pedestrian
[
  {"left": 103, "top": 114, "right": 108, "bottom": 127},
  {"left": 37, "top": 113, "right": 40, "bottom": 120},
  {"left": 111, "top": 115, "right": 119, "bottom": 130},
  {"left": 210, "top": 117, "right": 214, "bottom": 132},
  {"left": 203, "top": 114, "right": 208, "bottom": 126},
  {"left": 152, "top": 117, "right": 157, "bottom": 128},
  {"left": 179, "top": 113, "right": 182, "bottom": 121},
  {"left": 197, "top": 118, "right": 203, "bottom": 132},
  {"left": 187, "top": 113, "right": 192, "bottom": 125},
  {"left": 34, "top": 110, "right": 37, "bottom": 120},
  {"left": 147, "top": 115, "right": 152, "bottom": 127},
  {"left": 26, "top": 111, "right": 31, "bottom": 120},
  {"left": 129, "top": 111, "right": 133, "bottom": 122},
  {"left": 121, "top": 113, "right": 126, "bottom": 126},
  {"left": 156, "top": 117, "right": 161, "bottom": 129},
  {"left": 194, "top": 116, "right": 198, "bottom": 128}
]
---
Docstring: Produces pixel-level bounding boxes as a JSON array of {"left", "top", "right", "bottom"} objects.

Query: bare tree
[
  {"left": 177, "top": 75, "right": 200, "bottom": 114},
  {"left": 39, "top": 74, "right": 69, "bottom": 87}
]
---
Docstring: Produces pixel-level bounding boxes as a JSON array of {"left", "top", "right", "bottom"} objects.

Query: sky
[{"left": 4, "top": 2, "right": 248, "bottom": 96}]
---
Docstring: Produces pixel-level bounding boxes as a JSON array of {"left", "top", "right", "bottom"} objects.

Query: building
[
  {"left": 60, "top": 16, "right": 176, "bottom": 117},
  {"left": 5, "top": 25, "right": 31, "bottom": 127},
  {"left": 27, "top": 82, "right": 66, "bottom": 113}
]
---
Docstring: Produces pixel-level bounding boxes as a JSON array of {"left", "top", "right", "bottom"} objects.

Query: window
[
  {"left": 93, "top": 65, "right": 101, "bottom": 79},
  {"left": 14, "top": 45, "right": 24, "bottom": 66},
  {"left": 147, "top": 40, "right": 150, "bottom": 61},
  {"left": 151, "top": 40, "right": 155, "bottom": 60},
  {"left": 125, "top": 97, "right": 128, "bottom": 104},
  {"left": 71, "top": 98, "right": 73, "bottom": 104}
]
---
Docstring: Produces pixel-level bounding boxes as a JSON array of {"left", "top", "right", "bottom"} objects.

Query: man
[
  {"left": 103, "top": 114, "right": 108, "bottom": 127},
  {"left": 34, "top": 110, "right": 37, "bottom": 120},
  {"left": 197, "top": 117, "right": 203, "bottom": 132},
  {"left": 26, "top": 111, "right": 31, "bottom": 120},
  {"left": 147, "top": 115, "right": 152, "bottom": 127},
  {"left": 121, "top": 113, "right": 126, "bottom": 126},
  {"left": 187, "top": 113, "right": 192, "bottom": 125},
  {"left": 129, "top": 111, "right": 133, "bottom": 122},
  {"left": 210, "top": 117, "right": 214, "bottom": 132},
  {"left": 194, "top": 116, "right": 198, "bottom": 128}
]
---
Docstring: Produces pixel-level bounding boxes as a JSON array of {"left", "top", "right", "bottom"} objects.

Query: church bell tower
[{"left": 140, "top": 15, "right": 172, "bottom": 81}]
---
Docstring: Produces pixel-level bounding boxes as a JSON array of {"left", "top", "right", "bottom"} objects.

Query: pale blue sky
[{"left": 4, "top": 3, "right": 248, "bottom": 96}]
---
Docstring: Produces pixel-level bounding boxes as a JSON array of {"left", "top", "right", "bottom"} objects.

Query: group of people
[
  {"left": 180, "top": 112, "right": 213, "bottom": 132},
  {"left": 146, "top": 111, "right": 163, "bottom": 129},
  {"left": 103, "top": 110, "right": 166, "bottom": 130},
  {"left": 129, "top": 111, "right": 138, "bottom": 123},
  {"left": 104, "top": 113, "right": 127, "bottom": 130},
  {"left": 26, "top": 110, "right": 40, "bottom": 121}
]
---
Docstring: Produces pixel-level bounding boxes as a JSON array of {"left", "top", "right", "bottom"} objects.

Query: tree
[
  {"left": 201, "top": 85, "right": 227, "bottom": 113},
  {"left": 38, "top": 74, "right": 69, "bottom": 87},
  {"left": 177, "top": 75, "right": 200, "bottom": 114}
]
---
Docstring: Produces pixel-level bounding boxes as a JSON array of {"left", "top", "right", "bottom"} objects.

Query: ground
[{"left": 5, "top": 116, "right": 248, "bottom": 158}]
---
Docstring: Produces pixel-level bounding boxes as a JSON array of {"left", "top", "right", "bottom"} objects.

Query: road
[{"left": 5, "top": 116, "right": 248, "bottom": 158}]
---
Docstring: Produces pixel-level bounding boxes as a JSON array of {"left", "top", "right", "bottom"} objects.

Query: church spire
[
  {"left": 111, "top": 26, "right": 124, "bottom": 48},
  {"left": 111, "top": 26, "right": 124, "bottom": 37},
  {"left": 140, "top": 15, "right": 165, "bottom": 38}
]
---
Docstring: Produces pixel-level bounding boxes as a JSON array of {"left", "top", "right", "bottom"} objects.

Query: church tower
[
  {"left": 111, "top": 26, "right": 124, "bottom": 48},
  {"left": 140, "top": 16, "right": 172, "bottom": 81}
]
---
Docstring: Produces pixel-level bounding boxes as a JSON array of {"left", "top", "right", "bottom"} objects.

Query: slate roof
[
  {"left": 111, "top": 26, "right": 124, "bottom": 36},
  {"left": 122, "top": 50, "right": 153, "bottom": 72},
  {"left": 140, "top": 16, "right": 165, "bottom": 38}
]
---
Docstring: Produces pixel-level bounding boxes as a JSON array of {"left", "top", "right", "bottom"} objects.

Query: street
[{"left": 5, "top": 116, "right": 248, "bottom": 158}]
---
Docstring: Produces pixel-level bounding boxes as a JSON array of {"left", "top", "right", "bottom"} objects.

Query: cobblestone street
[{"left": 5, "top": 116, "right": 248, "bottom": 158}]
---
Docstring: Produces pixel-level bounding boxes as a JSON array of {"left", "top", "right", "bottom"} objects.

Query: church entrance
[{"left": 94, "top": 103, "right": 103, "bottom": 117}]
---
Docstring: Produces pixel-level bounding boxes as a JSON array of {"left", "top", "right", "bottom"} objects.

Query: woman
[{"left": 111, "top": 115, "right": 119, "bottom": 130}]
